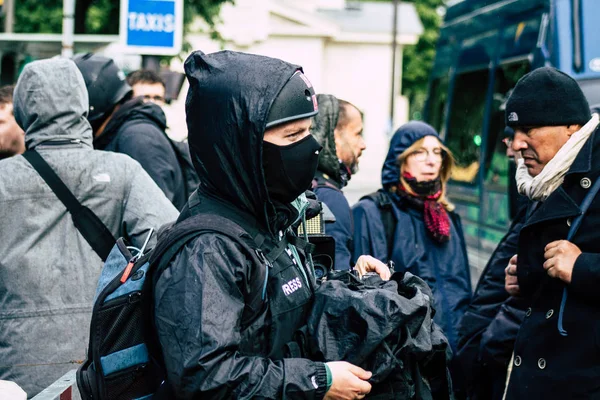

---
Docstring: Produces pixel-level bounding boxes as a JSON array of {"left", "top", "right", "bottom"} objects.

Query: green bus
[{"left": 425, "top": 0, "right": 600, "bottom": 284}]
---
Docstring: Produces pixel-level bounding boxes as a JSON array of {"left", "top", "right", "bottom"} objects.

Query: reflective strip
[
  {"left": 100, "top": 343, "right": 149, "bottom": 376},
  {"left": 134, "top": 395, "right": 154, "bottom": 400}
]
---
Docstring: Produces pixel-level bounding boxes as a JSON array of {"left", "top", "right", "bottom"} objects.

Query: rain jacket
[
  {"left": 311, "top": 94, "right": 353, "bottom": 270},
  {"left": 352, "top": 122, "right": 472, "bottom": 353},
  {"left": 0, "top": 59, "right": 178, "bottom": 397},
  {"left": 94, "top": 97, "right": 187, "bottom": 210},
  {"left": 153, "top": 50, "right": 329, "bottom": 399}
]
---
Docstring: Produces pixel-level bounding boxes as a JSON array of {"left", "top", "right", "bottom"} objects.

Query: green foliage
[
  {"left": 182, "top": 0, "right": 232, "bottom": 54},
  {"left": 12, "top": 0, "right": 231, "bottom": 40},
  {"left": 14, "top": 0, "right": 63, "bottom": 33},
  {"left": 402, "top": 0, "right": 445, "bottom": 120},
  {"left": 357, "top": 0, "right": 445, "bottom": 120},
  {"left": 86, "top": 0, "right": 121, "bottom": 34}
]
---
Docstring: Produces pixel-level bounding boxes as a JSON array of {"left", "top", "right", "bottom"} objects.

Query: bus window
[
  {"left": 446, "top": 68, "right": 489, "bottom": 183},
  {"left": 426, "top": 76, "right": 449, "bottom": 135},
  {"left": 485, "top": 60, "right": 530, "bottom": 188},
  {"left": 500, "top": 18, "right": 542, "bottom": 61}
]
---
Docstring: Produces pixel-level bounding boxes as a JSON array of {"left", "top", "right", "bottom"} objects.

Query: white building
[
  {"left": 166, "top": 0, "right": 423, "bottom": 203},
  {"left": 0, "top": 0, "right": 423, "bottom": 203}
]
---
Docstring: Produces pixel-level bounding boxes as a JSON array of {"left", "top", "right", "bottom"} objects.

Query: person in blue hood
[{"left": 352, "top": 121, "right": 472, "bottom": 354}]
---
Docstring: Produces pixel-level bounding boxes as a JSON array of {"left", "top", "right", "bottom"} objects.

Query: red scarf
[{"left": 396, "top": 173, "right": 451, "bottom": 243}]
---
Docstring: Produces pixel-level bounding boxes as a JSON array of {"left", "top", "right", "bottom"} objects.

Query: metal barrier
[{"left": 31, "top": 370, "right": 77, "bottom": 400}]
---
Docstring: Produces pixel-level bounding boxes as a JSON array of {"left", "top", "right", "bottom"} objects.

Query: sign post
[{"left": 120, "top": 0, "right": 184, "bottom": 56}]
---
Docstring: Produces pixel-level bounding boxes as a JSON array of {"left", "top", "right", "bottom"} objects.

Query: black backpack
[
  {"left": 77, "top": 213, "right": 271, "bottom": 400},
  {"left": 360, "top": 190, "right": 397, "bottom": 259}
]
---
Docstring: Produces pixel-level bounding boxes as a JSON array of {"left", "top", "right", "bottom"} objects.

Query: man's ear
[
  {"left": 567, "top": 125, "right": 581, "bottom": 136},
  {"left": 333, "top": 126, "right": 342, "bottom": 141}
]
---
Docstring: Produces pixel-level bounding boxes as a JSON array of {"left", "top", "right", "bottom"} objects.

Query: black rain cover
[{"left": 296, "top": 272, "right": 453, "bottom": 399}]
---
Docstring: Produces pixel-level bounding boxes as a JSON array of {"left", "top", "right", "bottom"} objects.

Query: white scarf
[{"left": 516, "top": 113, "right": 600, "bottom": 201}]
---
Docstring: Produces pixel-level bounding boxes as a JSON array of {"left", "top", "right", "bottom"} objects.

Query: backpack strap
[
  {"left": 149, "top": 213, "right": 268, "bottom": 327},
  {"left": 143, "top": 213, "right": 270, "bottom": 379},
  {"left": 22, "top": 150, "right": 116, "bottom": 261},
  {"left": 361, "top": 190, "right": 397, "bottom": 259},
  {"left": 557, "top": 176, "right": 600, "bottom": 336}
]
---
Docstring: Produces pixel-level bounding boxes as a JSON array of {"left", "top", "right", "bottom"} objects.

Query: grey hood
[
  {"left": 311, "top": 94, "right": 341, "bottom": 181},
  {"left": 14, "top": 58, "right": 93, "bottom": 149}
]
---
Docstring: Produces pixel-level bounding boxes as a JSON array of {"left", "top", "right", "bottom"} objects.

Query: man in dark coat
[
  {"left": 153, "top": 50, "right": 389, "bottom": 399},
  {"left": 503, "top": 67, "right": 600, "bottom": 399},
  {"left": 73, "top": 54, "right": 186, "bottom": 210},
  {"left": 311, "top": 94, "right": 366, "bottom": 270},
  {"left": 456, "top": 127, "right": 529, "bottom": 400},
  {"left": 456, "top": 208, "right": 527, "bottom": 400}
]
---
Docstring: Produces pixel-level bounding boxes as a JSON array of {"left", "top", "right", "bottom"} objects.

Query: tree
[
  {"left": 358, "top": 0, "right": 445, "bottom": 120},
  {"left": 402, "top": 0, "right": 445, "bottom": 120},
  {"left": 11, "top": 0, "right": 231, "bottom": 41}
]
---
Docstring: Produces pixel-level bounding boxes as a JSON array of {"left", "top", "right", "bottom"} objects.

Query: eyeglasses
[
  {"left": 143, "top": 95, "right": 165, "bottom": 104},
  {"left": 502, "top": 137, "right": 513, "bottom": 148},
  {"left": 410, "top": 148, "right": 443, "bottom": 162}
]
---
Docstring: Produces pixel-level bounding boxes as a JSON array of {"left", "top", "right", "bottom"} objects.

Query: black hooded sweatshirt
[
  {"left": 153, "top": 50, "right": 329, "bottom": 399},
  {"left": 94, "top": 97, "right": 186, "bottom": 210}
]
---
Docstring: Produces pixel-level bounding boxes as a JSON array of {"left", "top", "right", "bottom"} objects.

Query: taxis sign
[{"left": 120, "top": 0, "right": 183, "bottom": 55}]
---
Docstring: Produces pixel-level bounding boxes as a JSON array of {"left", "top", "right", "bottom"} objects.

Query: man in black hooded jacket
[
  {"left": 73, "top": 53, "right": 186, "bottom": 210},
  {"left": 153, "top": 50, "right": 391, "bottom": 399}
]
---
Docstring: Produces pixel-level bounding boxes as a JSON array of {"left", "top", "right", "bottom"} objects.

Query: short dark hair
[
  {"left": 337, "top": 99, "right": 362, "bottom": 129},
  {"left": 0, "top": 85, "right": 15, "bottom": 107},
  {"left": 126, "top": 69, "right": 166, "bottom": 88}
]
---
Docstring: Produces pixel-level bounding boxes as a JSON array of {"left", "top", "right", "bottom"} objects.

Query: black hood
[
  {"left": 184, "top": 50, "right": 303, "bottom": 233},
  {"left": 94, "top": 97, "right": 167, "bottom": 149}
]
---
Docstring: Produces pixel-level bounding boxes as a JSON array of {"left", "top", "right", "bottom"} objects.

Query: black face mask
[{"left": 263, "top": 134, "right": 322, "bottom": 204}]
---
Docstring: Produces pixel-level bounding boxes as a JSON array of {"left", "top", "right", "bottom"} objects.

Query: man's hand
[
  {"left": 324, "top": 362, "right": 372, "bottom": 400},
  {"left": 505, "top": 254, "right": 520, "bottom": 296},
  {"left": 353, "top": 256, "right": 391, "bottom": 280},
  {"left": 543, "top": 240, "right": 582, "bottom": 284}
]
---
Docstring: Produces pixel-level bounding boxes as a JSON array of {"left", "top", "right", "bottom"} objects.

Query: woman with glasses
[{"left": 352, "top": 121, "right": 472, "bottom": 357}]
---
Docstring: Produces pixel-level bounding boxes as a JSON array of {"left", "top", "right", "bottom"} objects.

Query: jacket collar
[
  {"left": 314, "top": 170, "right": 342, "bottom": 190},
  {"left": 564, "top": 125, "right": 596, "bottom": 175}
]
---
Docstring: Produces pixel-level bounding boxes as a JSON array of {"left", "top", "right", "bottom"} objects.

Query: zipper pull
[
  {"left": 120, "top": 257, "right": 137, "bottom": 283},
  {"left": 120, "top": 229, "right": 154, "bottom": 284}
]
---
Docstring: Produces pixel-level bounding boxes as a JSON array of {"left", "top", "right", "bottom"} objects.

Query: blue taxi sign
[{"left": 120, "top": 0, "right": 183, "bottom": 55}]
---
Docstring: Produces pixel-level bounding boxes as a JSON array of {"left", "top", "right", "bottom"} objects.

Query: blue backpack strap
[{"left": 557, "top": 176, "right": 600, "bottom": 336}]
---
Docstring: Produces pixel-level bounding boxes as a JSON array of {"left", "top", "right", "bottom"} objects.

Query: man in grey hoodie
[{"left": 0, "top": 58, "right": 178, "bottom": 397}]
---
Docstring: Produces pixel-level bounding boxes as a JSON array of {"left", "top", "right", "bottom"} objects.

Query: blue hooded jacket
[{"left": 352, "top": 121, "right": 472, "bottom": 352}]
